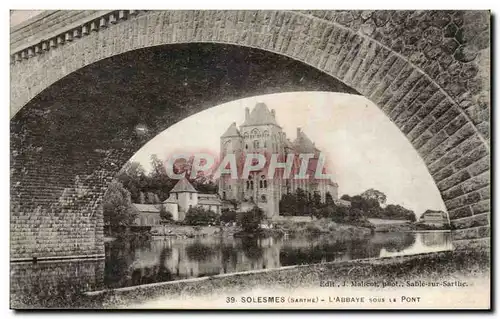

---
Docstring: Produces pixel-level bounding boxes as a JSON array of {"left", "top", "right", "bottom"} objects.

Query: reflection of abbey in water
[
  {"left": 219, "top": 102, "right": 339, "bottom": 218},
  {"left": 104, "top": 232, "right": 452, "bottom": 288}
]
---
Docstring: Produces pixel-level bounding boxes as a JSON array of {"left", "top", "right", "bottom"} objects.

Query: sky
[{"left": 129, "top": 92, "right": 447, "bottom": 218}]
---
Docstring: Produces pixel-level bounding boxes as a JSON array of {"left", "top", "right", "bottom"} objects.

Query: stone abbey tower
[{"left": 218, "top": 102, "right": 339, "bottom": 219}]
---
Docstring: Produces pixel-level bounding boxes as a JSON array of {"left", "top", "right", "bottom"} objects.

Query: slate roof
[
  {"left": 198, "top": 194, "right": 222, "bottom": 205},
  {"left": 132, "top": 203, "right": 160, "bottom": 213},
  {"left": 241, "top": 102, "right": 279, "bottom": 126},
  {"left": 221, "top": 122, "right": 241, "bottom": 138},
  {"left": 170, "top": 178, "right": 198, "bottom": 193},
  {"left": 293, "top": 129, "right": 319, "bottom": 153}
]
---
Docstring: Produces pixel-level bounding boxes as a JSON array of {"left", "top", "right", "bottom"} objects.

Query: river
[{"left": 104, "top": 231, "right": 452, "bottom": 289}]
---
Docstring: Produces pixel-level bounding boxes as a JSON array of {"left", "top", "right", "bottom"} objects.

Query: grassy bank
[
  {"left": 275, "top": 218, "right": 373, "bottom": 238},
  {"left": 151, "top": 218, "right": 372, "bottom": 239}
]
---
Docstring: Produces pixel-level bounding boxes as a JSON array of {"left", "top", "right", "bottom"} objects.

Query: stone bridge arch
[{"left": 10, "top": 10, "right": 490, "bottom": 260}]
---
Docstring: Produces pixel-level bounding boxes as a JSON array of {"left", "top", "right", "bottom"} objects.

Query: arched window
[
  {"left": 250, "top": 181, "right": 254, "bottom": 190},
  {"left": 259, "top": 180, "right": 263, "bottom": 188},
  {"left": 244, "top": 132, "right": 249, "bottom": 139},
  {"left": 246, "top": 181, "right": 250, "bottom": 190},
  {"left": 261, "top": 194, "right": 267, "bottom": 202},
  {"left": 253, "top": 140, "right": 259, "bottom": 148},
  {"left": 245, "top": 144, "right": 248, "bottom": 150},
  {"left": 263, "top": 130, "right": 269, "bottom": 137}
]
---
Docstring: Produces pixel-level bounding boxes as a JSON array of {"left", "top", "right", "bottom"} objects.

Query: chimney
[
  {"left": 245, "top": 107, "right": 250, "bottom": 121},
  {"left": 271, "top": 109, "right": 276, "bottom": 117}
]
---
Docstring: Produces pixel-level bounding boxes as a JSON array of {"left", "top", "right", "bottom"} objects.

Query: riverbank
[
  {"left": 81, "top": 248, "right": 489, "bottom": 309},
  {"left": 370, "top": 220, "right": 450, "bottom": 233},
  {"left": 274, "top": 218, "right": 372, "bottom": 238},
  {"left": 150, "top": 224, "right": 239, "bottom": 238},
  {"left": 151, "top": 219, "right": 372, "bottom": 239}
]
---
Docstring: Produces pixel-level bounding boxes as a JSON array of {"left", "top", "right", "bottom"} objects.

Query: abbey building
[{"left": 218, "top": 102, "right": 339, "bottom": 219}]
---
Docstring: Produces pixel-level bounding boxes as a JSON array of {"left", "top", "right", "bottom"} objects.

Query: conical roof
[
  {"left": 170, "top": 178, "right": 198, "bottom": 193},
  {"left": 221, "top": 122, "right": 241, "bottom": 138},
  {"left": 241, "top": 102, "right": 279, "bottom": 126}
]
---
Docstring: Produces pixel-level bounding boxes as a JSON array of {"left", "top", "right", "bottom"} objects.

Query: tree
[
  {"left": 296, "top": 188, "right": 307, "bottom": 216},
  {"left": 361, "top": 189, "right": 387, "bottom": 206},
  {"left": 347, "top": 195, "right": 383, "bottom": 219},
  {"left": 325, "top": 192, "right": 334, "bottom": 205},
  {"left": 220, "top": 208, "right": 237, "bottom": 224},
  {"left": 312, "top": 191, "right": 322, "bottom": 209},
  {"left": 340, "top": 194, "right": 351, "bottom": 201},
  {"left": 159, "top": 204, "right": 173, "bottom": 221},
  {"left": 238, "top": 206, "right": 264, "bottom": 233},
  {"left": 116, "top": 161, "right": 147, "bottom": 203},
  {"left": 103, "top": 180, "right": 137, "bottom": 230},
  {"left": 146, "top": 192, "right": 158, "bottom": 204},
  {"left": 384, "top": 204, "right": 415, "bottom": 221},
  {"left": 149, "top": 155, "right": 176, "bottom": 201},
  {"left": 345, "top": 207, "right": 365, "bottom": 224},
  {"left": 279, "top": 192, "right": 298, "bottom": 216}
]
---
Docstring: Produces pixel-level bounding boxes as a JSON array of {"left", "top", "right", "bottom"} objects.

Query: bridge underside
[
  {"left": 10, "top": 10, "right": 490, "bottom": 261},
  {"left": 10, "top": 43, "right": 357, "bottom": 260}
]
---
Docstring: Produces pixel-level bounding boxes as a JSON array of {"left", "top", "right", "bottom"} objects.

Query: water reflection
[{"left": 104, "top": 231, "right": 452, "bottom": 289}]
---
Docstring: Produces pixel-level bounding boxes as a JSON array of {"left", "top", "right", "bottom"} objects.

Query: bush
[
  {"left": 238, "top": 206, "right": 264, "bottom": 233},
  {"left": 305, "top": 224, "right": 322, "bottom": 234},
  {"left": 184, "top": 207, "right": 219, "bottom": 226},
  {"left": 159, "top": 204, "right": 173, "bottom": 221}
]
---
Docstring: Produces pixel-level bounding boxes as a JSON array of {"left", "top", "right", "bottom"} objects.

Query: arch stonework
[{"left": 10, "top": 10, "right": 490, "bottom": 260}]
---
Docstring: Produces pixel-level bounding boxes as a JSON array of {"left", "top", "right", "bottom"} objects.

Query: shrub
[
  {"left": 184, "top": 207, "right": 219, "bottom": 226},
  {"left": 305, "top": 224, "right": 322, "bottom": 234},
  {"left": 159, "top": 204, "right": 173, "bottom": 221},
  {"left": 238, "top": 206, "right": 264, "bottom": 233}
]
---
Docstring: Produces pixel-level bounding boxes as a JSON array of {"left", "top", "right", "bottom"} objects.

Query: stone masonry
[{"left": 10, "top": 10, "right": 490, "bottom": 259}]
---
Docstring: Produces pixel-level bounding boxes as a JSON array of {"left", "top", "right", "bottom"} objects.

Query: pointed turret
[
  {"left": 293, "top": 128, "right": 318, "bottom": 153},
  {"left": 241, "top": 102, "right": 279, "bottom": 127},
  {"left": 221, "top": 122, "right": 241, "bottom": 138}
]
